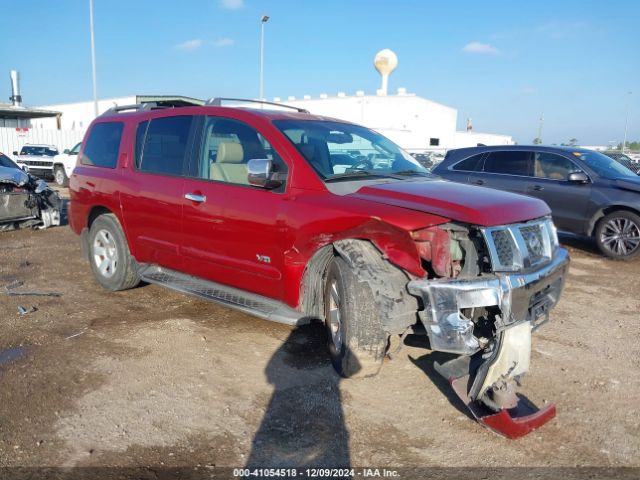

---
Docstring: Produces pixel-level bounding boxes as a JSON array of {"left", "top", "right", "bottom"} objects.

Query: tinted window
[
  {"left": 483, "top": 151, "right": 531, "bottom": 176},
  {"left": 0, "top": 153, "right": 19, "bottom": 169},
  {"left": 533, "top": 152, "right": 581, "bottom": 180},
  {"left": 196, "top": 116, "right": 287, "bottom": 187},
  {"left": 69, "top": 142, "right": 81, "bottom": 155},
  {"left": 137, "top": 116, "right": 193, "bottom": 176},
  {"left": 81, "top": 122, "right": 124, "bottom": 168},
  {"left": 452, "top": 153, "right": 484, "bottom": 172}
]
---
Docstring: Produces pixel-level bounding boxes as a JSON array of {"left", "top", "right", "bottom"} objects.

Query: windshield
[
  {"left": 0, "top": 153, "right": 19, "bottom": 169},
  {"left": 273, "top": 119, "right": 430, "bottom": 181},
  {"left": 575, "top": 150, "right": 638, "bottom": 179},
  {"left": 20, "top": 146, "right": 58, "bottom": 157}
]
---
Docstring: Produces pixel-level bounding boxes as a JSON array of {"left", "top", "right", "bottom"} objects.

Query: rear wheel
[
  {"left": 323, "top": 256, "right": 386, "bottom": 378},
  {"left": 595, "top": 211, "right": 640, "bottom": 259},
  {"left": 89, "top": 214, "right": 140, "bottom": 290},
  {"left": 53, "top": 166, "right": 68, "bottom": 187}
]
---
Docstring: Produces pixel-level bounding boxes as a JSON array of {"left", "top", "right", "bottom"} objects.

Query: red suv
[{"left": 69, "top": 99, "right": 569, "bottom": 437}]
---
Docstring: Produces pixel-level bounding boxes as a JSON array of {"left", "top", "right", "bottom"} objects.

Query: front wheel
[
  {"left": 53, "top": 166, "right": 68, "bottom": 187},
  {"left": 324, "top": 256, "right": 386, "bottom": 378},
  {"left": 595, "top": 211, "right": 640, "bottom": 259},
  {"left": 88, "top": 214, "right": 141, "bottom": 291}
]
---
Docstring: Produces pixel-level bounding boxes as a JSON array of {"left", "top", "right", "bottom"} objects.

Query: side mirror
[
  {"left": 247, "top": 159, "right": 283, "bottom": 189},
  {"left": 567, "top": 172, "right": 589, "bottom": 183},
  {"left": 63, "top": 149, "right": 70, "bottom": 154},
  {"left": 13, "top": 151, "right": 18, "bottom": 156}
]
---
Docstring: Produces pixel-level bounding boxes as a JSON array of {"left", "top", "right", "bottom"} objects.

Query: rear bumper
[{"left": 407, "top": 248, "right": 570, "bottom": 355}]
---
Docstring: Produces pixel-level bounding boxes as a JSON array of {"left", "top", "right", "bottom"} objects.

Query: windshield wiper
[
  {"left": 325, "top": 170, "right": 394, "bottom": 182},
  {"left": 391, "top": 170, "right": 431, "bottom": 177}
]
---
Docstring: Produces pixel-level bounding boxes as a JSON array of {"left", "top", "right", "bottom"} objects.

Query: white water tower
[{"left": 374, "top": 49, "right": 398, "bottom": 96}]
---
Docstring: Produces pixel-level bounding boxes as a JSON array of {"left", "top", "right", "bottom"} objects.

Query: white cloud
[
  {"left": 219, "top": 0, "right": 244, "bottom": 9},
  {"left": 175, "top": 39, "right": 203, "bottom": 52},
  {"left": 212, "top": 37, "right": 235, "bottom": 48},
  {"left": 462, "top": 41, "right": 500, "bottom": 55}
]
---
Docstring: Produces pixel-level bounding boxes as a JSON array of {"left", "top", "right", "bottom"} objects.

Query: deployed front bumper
[{"left": 407, "top": 248, "right": 570, "bottom": 355}]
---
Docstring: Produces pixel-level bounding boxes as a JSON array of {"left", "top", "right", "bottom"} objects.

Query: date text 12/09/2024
[{"left": 233, "top": 468, "right": 400, "bottom": 478}]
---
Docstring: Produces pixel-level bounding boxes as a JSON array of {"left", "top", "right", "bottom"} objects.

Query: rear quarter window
[
  {"left": 81, "top": 122, "right": 124, "bottom": 168},
  {"left": 452, "top": 153, "right": 484, "bottom": 172}
]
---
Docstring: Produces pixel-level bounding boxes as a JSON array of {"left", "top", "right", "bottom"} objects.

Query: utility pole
[
  {"left": 89, "top": 0, "right": 98, "bottom": 117},
  {"left": 259, "top": 15, "right": 270, "bottom": 101},
  {"left": 537, "top": 113, "right": 544, "bottom": 143},
  {"left": 623, "top": 91, "right": 632, "bottom": 153}
]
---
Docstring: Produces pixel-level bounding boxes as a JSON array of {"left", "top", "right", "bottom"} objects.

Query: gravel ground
[{"left": 0, "top": 189, "right": 639, "bottom": 477}]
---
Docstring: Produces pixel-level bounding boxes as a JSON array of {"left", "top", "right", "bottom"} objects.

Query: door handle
[
  {"left": 471, "top": 179, "right": 485, "bottom": 185},
  {"left": 529, "top": 185, "right": 544, "bottom": 191},
  {"left": 184, "top": 193, "right": 206, "bottom": 203}
]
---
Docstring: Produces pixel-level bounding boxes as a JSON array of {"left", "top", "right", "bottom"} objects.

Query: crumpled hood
[
  {"left": 350, "top": 179, "right": 551, "bottom": 227},
  {"left": 0, "top": 165, "right": 29, "bottom": 187}
]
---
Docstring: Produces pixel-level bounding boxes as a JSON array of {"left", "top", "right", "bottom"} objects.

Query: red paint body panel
[
  {"left": 69, "top": 106, "right": 550, "bottom": 309},
  {"left": 352, "top": 180, "right": 551, "bottom": 227}
]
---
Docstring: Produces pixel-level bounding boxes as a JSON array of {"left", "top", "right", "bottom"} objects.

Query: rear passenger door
[
  {"left": 180, "top": 115, "right": 290, "bottom": 300},
  {"left": 469, "top": 150, "right": 532, "bottom": 194},
  {"left": 119, "top": 115, "right": 196, "bottom": 271}
]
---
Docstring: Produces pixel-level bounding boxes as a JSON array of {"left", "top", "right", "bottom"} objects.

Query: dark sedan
[{"left": 433, "top": 145, "right": 640, "bottom": 259}]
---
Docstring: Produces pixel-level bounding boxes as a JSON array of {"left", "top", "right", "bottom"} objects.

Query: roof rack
[
  {"left": 100, "top": 97, "right": 205, "bottom": 117},
  {"left": 205, "top": 97, "right": 310, "bottom": 114}
]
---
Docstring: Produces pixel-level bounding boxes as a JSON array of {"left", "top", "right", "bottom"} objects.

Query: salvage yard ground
[{"left": 0, "top": 188, "right": 639, "bottom": 471}]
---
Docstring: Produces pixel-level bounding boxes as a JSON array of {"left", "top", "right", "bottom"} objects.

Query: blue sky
[{"left": 1, "top": 0, "right": 638, "bottom": 145}]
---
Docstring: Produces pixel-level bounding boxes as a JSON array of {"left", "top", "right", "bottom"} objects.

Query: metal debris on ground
[{"left": 17, "top": 306, "right": 37, "bottom": 315}]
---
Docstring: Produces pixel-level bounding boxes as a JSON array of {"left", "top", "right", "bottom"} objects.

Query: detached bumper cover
[{"left": 407, "top": 248, "right": 569, "bottom": 355}]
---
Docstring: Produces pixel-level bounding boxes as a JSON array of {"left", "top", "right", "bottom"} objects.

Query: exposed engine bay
[
  {"left": 407, "top": 218, "right": 569, "bottom": 438},
  {"left": 0, "top": 165, "right": 61, "bottom": 232}
]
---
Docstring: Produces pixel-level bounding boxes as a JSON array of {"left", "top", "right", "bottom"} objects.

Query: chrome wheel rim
[
  {"left": 93, "top": 229, "right": 118, "bottom": 278},
  {"left": 55, "top": 169, "right": 65, "bottom": 185},
  {"left": 600, "top": 217, "right": 640, "bottom": 256},
  {"left": 328, "top": 280, "right": 343, "bottom": 353}
]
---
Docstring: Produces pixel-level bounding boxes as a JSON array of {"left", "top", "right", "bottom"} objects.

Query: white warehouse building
[{"left": 30, "top": 50, "right": 513, "bottom": 152}]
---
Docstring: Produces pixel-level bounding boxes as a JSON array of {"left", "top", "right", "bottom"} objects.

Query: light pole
[
  {"left": 622, "top": 91, "right": 632, "bottom": 153},
  {"left": 89, "top": 0, "right": 98, "bottom": 117},
  {"left": 259, "top": 15, "right": 269, "bottom": 101}
]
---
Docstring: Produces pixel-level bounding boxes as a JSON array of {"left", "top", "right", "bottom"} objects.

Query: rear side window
[
  {"left": 136, "top": 116, "right": 193, "bottom": 176},
  {"left": 452, "top": 153, "right": 484, "bottom": 172},
  {"left": 483, "top": 151, "right": 531, "bottom": 176},
  {"left": 81, "top": 122, "right": 124, "bottom": 168}
]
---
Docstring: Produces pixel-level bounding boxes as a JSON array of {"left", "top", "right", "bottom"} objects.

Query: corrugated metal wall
[{"left": 0, "top": 127, "right": 85, "bottom": 159}]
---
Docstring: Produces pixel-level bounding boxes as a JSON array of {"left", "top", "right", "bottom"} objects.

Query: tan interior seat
[{"left": 210, "top": 142, "right": 249, "bottom": 184}]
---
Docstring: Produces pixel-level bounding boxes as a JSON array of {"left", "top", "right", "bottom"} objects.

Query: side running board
[{"left": 138, "top": 265, "right": 307, "bottom": 326}]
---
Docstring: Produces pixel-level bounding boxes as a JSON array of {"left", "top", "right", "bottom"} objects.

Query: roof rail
[
  {"left": 100, "top": 98, "right": 204, "bottom": 117},
  {"left": 205, "top": 97, "right": 310, "bottom": 114},
  {"left": 100, "top": 102, "right": 163, "bottom": 117}
]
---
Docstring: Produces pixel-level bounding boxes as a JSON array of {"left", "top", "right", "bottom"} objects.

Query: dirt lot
[{"left": 0, "top": 189, "right": 639, "bottom": 475}]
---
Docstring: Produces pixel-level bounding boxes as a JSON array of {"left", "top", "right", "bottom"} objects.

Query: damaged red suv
[{"left": 69, "top": 98, "right": 569, "bottom": 438}]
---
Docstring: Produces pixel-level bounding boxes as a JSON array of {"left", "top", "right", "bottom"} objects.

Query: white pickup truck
[
  {"left": 13, "top": 144, "right": 59, "bottom": 180},
  {"left": 52, "top": 142, "right": 81, "bottom": 186}
]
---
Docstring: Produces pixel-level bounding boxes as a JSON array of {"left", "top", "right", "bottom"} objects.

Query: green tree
[{"left": 532, "top": 137, "right": 542, "bottom": 144}]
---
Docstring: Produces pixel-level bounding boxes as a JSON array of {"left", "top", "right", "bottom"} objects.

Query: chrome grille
[
  {"left": 491, "top": 230, "right": 515, "bottom": 266},
  {"left": 482, "top": 218, "right": 557, "bottom": 272}
]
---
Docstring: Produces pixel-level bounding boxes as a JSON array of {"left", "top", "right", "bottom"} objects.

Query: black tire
[
  {"left": 53, "top": 166, "right": 69, "bottom": 187},
  {"left": 595, "top": 211, "right": 640, "bottom": 259},
  {"left": 323, "top": 256, "right": 386, "bottom": 378},
  {"left": 88, "top": 214, "right": 140, "bottom": 291}
]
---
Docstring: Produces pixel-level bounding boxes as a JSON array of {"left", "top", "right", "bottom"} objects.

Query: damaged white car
[{"left": 0, "top": 152, "right": 62, "bottom": 231}]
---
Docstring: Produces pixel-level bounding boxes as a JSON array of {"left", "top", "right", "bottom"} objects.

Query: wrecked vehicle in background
[
  {"left": 0, "top": 152, "right": 61, "bottom": 231},
  {"left": 69, "top": 99, "right": 569, "bottom": 439}
]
